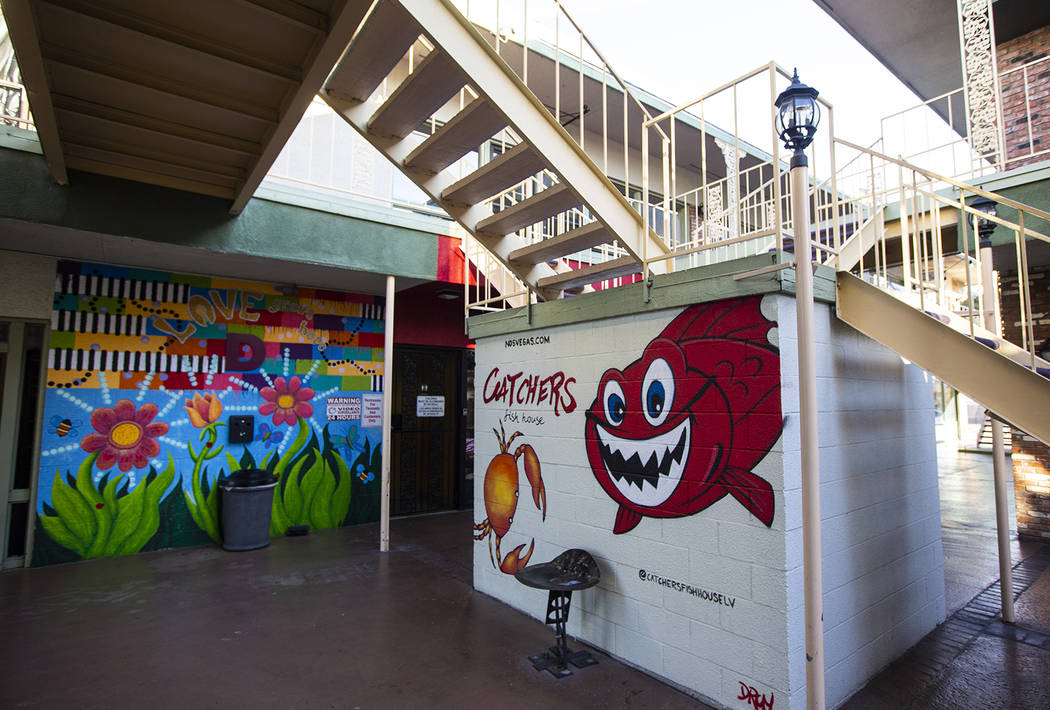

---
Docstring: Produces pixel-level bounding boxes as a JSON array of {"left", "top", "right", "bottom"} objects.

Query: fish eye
[
  {"left": 603, "top": 380, "right": 626, "bottom": 426},
  {"left": 642, "top": 358, "right": 674, "bottom": 427}
]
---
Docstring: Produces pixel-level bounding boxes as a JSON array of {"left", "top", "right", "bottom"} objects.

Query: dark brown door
[{"left": 391, "top": 346, "right": 461, "bottom": 515}]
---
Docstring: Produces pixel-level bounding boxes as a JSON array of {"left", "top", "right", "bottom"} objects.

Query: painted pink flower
[
  {"left": 259, "top": 376, "right": 314, "bottom": 426},
  {"left": 80, "top": 399, "right": 169, "bottom": 472}
]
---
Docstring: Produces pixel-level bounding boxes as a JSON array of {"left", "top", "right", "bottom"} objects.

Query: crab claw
[
  {"left": 516, "top": 444, "right": 546, "bottom": 521},
  {"left": 499, "top": 539, "right": 535, "bottom": 573}
]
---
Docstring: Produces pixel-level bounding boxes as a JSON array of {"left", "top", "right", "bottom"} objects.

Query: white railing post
[{"left": 380, "top": 274, "right": 395, "bottom": 552}]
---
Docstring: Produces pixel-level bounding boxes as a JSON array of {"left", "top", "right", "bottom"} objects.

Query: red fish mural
[{"left": 584, "top": 297, "right": 782, "bottom": 534}]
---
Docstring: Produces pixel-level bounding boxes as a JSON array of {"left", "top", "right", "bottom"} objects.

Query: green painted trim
[
  {"left": 466, "top": 252, "right": 831, "bottom": 339},
  {"left": 0, "top": 127, "right": 43, "bottom": 155},
  {"left": 255, "top": 178, "right": 455, "bottom": 236},
  {"left": 0, "top": 147, "right": 440, "bottom": 281},
  {"left": 966, "top": 161, "right": 1050, "bottom": 194}
]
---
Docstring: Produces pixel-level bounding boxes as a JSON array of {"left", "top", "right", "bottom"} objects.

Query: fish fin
[
  {"left": 613, "top": 505, "right": 643, "bottom": 534},
  {"left": 722, "top": 467, "right": 775, "bottom": 527},
  {"left": 662, "top": 296, "right": 771, "bottom": 342}
]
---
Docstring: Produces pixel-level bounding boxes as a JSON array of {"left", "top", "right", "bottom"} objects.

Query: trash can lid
[{"left": 224, "top": 468, "right": 278, "bottom": 487}]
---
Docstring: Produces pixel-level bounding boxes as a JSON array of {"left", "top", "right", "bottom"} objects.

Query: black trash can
[{"left": 220, "top": 469, "right": 278, "bottom": 551}]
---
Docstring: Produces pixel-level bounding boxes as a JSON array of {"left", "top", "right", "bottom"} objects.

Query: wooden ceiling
[{"left": 3, "top": 0, "right": 369, "bottom": 213}]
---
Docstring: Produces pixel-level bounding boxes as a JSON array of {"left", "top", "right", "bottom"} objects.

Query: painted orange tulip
[{"left": 185, "top": 393, "right": 223, "bottom": 428}]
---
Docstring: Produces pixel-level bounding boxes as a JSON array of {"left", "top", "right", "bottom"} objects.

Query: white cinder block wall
[
  {"left": 472, "top": 293, "right": 943, "bottom": 709},
  {"left": 775, "top": 294, "right": 945, "bottom": 707}
]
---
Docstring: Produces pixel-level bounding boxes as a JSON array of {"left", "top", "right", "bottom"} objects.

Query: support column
[
  {"left": 980, "top": 240, "right": 1014, "bottom": 622},
  {"left": 792, "top": 155, "right": 825, "bottom": 710},
  {"left": 380, "top": 275, "right": 395, "bottom": 552}
]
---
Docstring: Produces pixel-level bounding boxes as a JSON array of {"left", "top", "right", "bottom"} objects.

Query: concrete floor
[
  {"left": 0, "top": 512, "right": 705, "bottom": 710},
  {"left": 1, "top": 446, "right": 1048, "bottom": 709}
]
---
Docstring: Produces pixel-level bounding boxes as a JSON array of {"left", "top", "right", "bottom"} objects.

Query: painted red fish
[{"left": 584, "top": 296, "right": 782, "bottom": 534}]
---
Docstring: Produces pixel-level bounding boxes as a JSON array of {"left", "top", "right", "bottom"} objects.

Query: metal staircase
[
  {"left": 821, "top": 142, "right": 1050, "bottom": 444},
  {"left": 322, "top": 2, "right": 1049, "bottom": 444},
  {"left": 322, "top": 0, "right": 668, "bottom": 301}
]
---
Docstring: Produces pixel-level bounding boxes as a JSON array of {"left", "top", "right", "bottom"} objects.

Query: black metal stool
[{"left": 514, "top": 548, "right": 600, "bottom": 678}]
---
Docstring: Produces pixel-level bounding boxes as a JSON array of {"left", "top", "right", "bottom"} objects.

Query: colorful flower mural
[
  {"left": 80, "top": 400, "right": 169, "bottom": 472},
  {"left": 260, "top": 376, "right": 314, "bottom": 426},
  {"left": 32, "top": 261, "right": 385, "bottom": 566}
]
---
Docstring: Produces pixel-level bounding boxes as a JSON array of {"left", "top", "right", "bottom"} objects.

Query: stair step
[
  {"left": 536, "top": 256, "right": 640, "bottom": 292},
  {"left": 509, "top": 221, "right": 613, "bottom": 265},
  {"left": 404, "top": 99, "right": 507, "bottom": 175},
  {"left": 475, "top": 183, "right": 581, "bottom": 236},
  {"left": 442, "top": 143, "right": 546, "bottom": 206},
  {"left": 326, "top": 1, "right": 421, "bottom": 103},
  {"left": 367, "top": 49, "right": 466, "bottom": 139}
]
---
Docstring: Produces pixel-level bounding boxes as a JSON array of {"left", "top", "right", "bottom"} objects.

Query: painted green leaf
[
  {"left": 274, "top": 418, "right": 311, "bottom": 481},
  {"left": 79, "top": 458, "right": 113, "bottom": 559},
  {"left": 98, "top": 474, "right": 127, "bottom": 556},
  {"left": 328, "top": 449, "right": 353, "bottom": 527},
  {"left": 117, "top": 454, "right": 175, "bottom": 555},
  {"left": 184, "top": 490, "right": 211, "bottom": 542},
  {"left": 297, "top": 451, "right": 323, "bottom": 525},
  {"left": 40, "top": 514, "right": 87, "bottom": 557},
  {"left": 281, "top": 455, "right": 309, "bottom": 524},
  {"left": 108, "top": 469, "right": 149, "bottom": 555},
  {"left": 309, "top": 459, "right": 337, "bottom": 530},
  {"left": 225, "top": 452, "right": 240, "bottom": 476},
  {"left": 49, "top": 467, "right": 96, "bottom": 546}
]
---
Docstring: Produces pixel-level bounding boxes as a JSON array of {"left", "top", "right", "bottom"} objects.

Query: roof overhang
[{"left": 812, "top": 0, "right": 1050, "bottom": 134}]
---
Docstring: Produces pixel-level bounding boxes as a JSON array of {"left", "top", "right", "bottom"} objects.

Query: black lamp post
[
  {"left": 775, "top": 68, "right": 826, "bottom": 710},
  {"left": 970, "top": 194, "right": 998, "bottom": 248}
]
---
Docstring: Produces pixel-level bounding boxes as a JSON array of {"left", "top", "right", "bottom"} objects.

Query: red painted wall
[{"left": 393, "top": 281, "right": 472, "bottom": 348}]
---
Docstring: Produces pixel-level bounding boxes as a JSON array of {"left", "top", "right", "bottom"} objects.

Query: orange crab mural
[{"left": 473, "top": 421, "right": 547, "bottom": 573}]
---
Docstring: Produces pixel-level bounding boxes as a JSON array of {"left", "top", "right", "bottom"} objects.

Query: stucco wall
[
  {"left": 472, "top": 293, "right": 942, "bottom": 709},
  {"left": 0, "top": 249, "right": 57, "bottom": 320}
]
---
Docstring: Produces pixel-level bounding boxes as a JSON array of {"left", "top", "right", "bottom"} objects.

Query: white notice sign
[
  {"left": 416, "top": 395, "right": 445, "bottom": 417},
  {"left": 361, "top": 393, "right": 383, "bottom": 427}
]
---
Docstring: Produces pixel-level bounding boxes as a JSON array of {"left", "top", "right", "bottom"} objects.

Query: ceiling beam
[
  {"left": 229, "top": 0, "right": 374, "bottom": 214},
  {"left": 43, "top": 51, "right": 279, "bottom": 124},
  {"left": 51, "top": 93, "right": 263, "bottom": 155},
  {"left": 3, "top": 0, "right": 68, "bottom": 184},
  {"left": 234, "top": 0, "right": 329, "bottom": 34},
  {"left": 44, "top": 0, "right": 302, "bottom": 84}
]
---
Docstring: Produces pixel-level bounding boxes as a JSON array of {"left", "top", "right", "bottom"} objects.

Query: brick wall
[
  {"left": 1000, "top": 266, "right": 1050, "bottom": 539},
  {"left": 997, "top": 25, "right": 1050, "bottom": 169}
]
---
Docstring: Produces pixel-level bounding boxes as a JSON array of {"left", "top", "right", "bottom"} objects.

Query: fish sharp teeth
[{"left": 596, "top": 420, "right": 691, "bottom": 509}]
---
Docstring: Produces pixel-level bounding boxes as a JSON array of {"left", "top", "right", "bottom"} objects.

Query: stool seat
[
  {"left": 514, "top": 549, "right": 600, "bottom": 678},
  {"left": 514, "top": 548, "right": 600, "bottom": 591}
]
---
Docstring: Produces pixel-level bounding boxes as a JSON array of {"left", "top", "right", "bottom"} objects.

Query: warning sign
[{"left": 326, "top": 397, "right": 360, "bottom": 421}]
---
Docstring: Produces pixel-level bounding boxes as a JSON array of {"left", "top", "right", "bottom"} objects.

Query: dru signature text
[{"left": 738, "top": 682, "right": 774, "bottom": 710}]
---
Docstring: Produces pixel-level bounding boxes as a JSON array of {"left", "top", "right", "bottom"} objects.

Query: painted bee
[{"left": 50, "top": 416, "right": 81, "bottom": 437}]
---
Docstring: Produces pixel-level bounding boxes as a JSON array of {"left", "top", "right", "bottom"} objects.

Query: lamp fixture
[
  {"left": 774, "top": 69, "right": 821, "bottom": 157},
  {"left": 969, "top": 194, "right": 998, "bottom": 246}
]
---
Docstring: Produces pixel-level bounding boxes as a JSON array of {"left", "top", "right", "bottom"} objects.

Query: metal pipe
[
  {"left": 380, "top": 274, "right": 395, "bottom": 552},
  {"left": 980, "top": 245, "right": 1014, "bottom": 623},
  {"left": 792, "top": 152, "right": 826, "bottom": 710}
]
